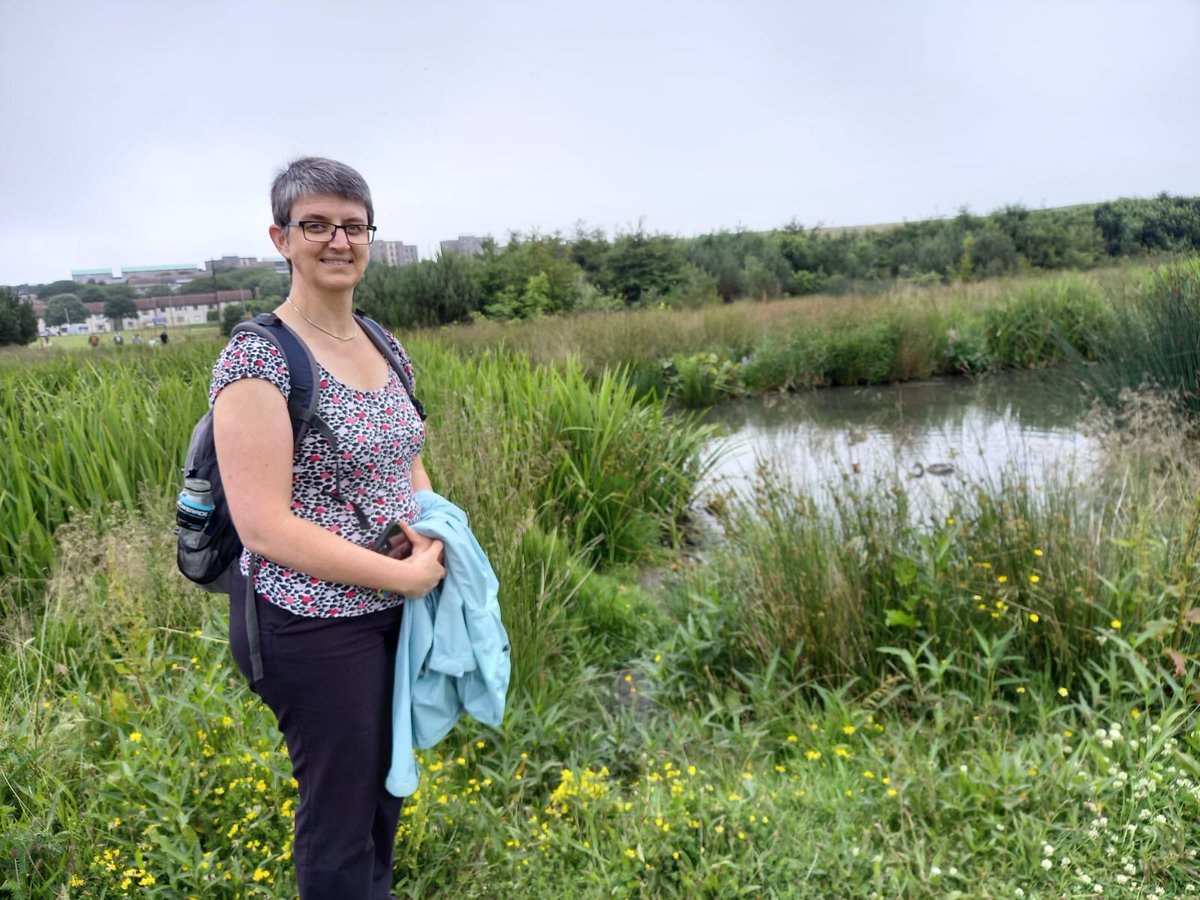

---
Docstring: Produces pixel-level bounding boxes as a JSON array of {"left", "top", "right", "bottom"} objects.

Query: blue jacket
[{"left": 386, "top": 490, "right": 510, "bottom": 797}]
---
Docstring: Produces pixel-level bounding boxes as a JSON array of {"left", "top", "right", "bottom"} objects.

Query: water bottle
[{"left": 176, "top": 477, "right": 215, "bottom": 532}]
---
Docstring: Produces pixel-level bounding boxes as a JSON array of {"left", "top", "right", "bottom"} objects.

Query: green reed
[
  {"left": 0, "top": 347, "right": 213, "bottom": 604},
  {"left": 689, "top": 459, "right": 1200, "bottom": 695},
  {"left": 1079, "top": 260, "right": 1200, "bottom": 422},
  {"left": 423, "top": 265, "right": 1164, "bottom": 406}
]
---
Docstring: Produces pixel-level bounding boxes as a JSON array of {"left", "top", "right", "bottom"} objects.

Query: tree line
[
  {"left": 353, "top": 193, "right": 1200, "bottom": 328},
  {"left": 4, "top": 193, "right": 1199, "bottom": 346}
]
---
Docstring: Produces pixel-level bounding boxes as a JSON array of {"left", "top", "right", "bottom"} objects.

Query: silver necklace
[{"left": 285, "top": 296, "right": 359, "bottom": 342}]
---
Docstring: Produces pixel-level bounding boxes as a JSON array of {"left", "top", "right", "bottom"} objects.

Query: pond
[{"left": 699, "top": 371, "right": 1098, "bottom": 506}]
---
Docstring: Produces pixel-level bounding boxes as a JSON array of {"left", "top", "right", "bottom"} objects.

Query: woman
[{"left": 211, "top": 156, "right": 445, "bottom": 898}]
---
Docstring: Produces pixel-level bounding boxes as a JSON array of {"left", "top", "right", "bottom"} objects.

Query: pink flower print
[
  {"left": 329, "top": 524, "right": 341, "bottom": 533},
  {"left": 374, "top": 515, "right": 387, "bottom": 524},
  {"left": 320, "top": 379, "right": 329, "bottom": 388},
  {"left": 314, "top": 506, "right": 327, "bottom": 515},
  {"left": 345, "top": 589, "right": 357, "bottom": 599}
]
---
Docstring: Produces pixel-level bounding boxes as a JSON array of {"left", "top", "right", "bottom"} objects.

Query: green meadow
[{"left": 3, "top": 263, "right": 1200, "bottom": 898}]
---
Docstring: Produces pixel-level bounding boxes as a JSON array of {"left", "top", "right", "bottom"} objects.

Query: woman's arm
[
  {"left": 213, "top": 378, "right": 443, "bottom": 598},
  {"left": 411, "top": 454, "right": 432, "bottom": 492}
]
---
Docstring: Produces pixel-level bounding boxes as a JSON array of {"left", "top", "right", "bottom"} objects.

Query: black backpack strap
[
  {"left": 233, "top": 314, "right": 320, "bottom": 447},
  {"left": 355, "top": 312, "right": 427, "bottom": 421},
  {"left": 244, "top": 552, "right": 263, "bottom": 683}
]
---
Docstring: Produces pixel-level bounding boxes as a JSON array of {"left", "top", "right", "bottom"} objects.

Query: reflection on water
[{"left": 699, "top": 371, "right": 1097, "bottom": 504}]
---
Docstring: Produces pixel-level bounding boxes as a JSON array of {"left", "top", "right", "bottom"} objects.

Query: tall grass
[
  {"left": 0, "top": 346, "right": 213, "bottom": 604},
  {"left": 421, "top": 265, "right": 1164, "bottom": 406},
  {"left": 687, "top": 452, "right": 1200, "bottom": 696},
  {"left": 1080, "top": 260, "right": 1200, "bottom": 423}
]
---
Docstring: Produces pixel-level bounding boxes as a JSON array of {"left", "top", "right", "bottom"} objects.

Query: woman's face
[{"left": 270, "top": 193, "right": 371, "bottom": 295}]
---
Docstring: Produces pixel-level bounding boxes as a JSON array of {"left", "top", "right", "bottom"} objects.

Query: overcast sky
[{"left": 2, "top": 0, "right": 1197, "bottom": 287}]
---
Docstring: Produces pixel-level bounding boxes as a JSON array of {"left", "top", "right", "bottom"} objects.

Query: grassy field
[
  {"left": 27, "top": 324, "right": 220, "bottom": 353},
  {"left": 3, "top": 265, "right": 1200, "bottom": 897}
]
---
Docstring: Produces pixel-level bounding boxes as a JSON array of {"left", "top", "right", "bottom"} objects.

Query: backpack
[{"left": 175, "top": 311, "right": 426, "bottom": 594}]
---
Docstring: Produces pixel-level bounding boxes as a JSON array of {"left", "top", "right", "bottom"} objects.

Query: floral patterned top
[{"left": 208, "top": 329, "right": 425, "bottom": 618}]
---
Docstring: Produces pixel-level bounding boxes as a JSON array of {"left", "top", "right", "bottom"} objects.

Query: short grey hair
[{"left": 270, "top": 156, "right": 374, "bottom": 226}]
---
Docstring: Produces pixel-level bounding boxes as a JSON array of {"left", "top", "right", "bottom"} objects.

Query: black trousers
[{"left": 229, "top": 567, "right": 404, "bottom": 899}]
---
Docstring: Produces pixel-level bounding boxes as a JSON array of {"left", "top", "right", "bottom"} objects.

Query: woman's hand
[
  {"left": 399, "top": 520, "right": 445, "bottom": 563},
  {"left": 398, "top": 521, "right": 445, "bottom": 598},
  {"left": 380, "top": 530, "right": 413, "bottom": 560}
]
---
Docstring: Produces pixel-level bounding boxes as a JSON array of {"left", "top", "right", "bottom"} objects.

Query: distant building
[
  {"left": 439, "top": 235, "right": 483, "bottom": 258},
  {"left": 205, "top": 256, "right": 274, "bottom": 273},
  {"left": 370, "top": 241, "right": 419, "bottom": 267},
  {"left": 121, "top": 263, "right": 204, "bottom": 291},
  {"left": 31, "top": 299, "right": 113, "bottom": 334},
  {"left": 71, "top": 268, "right": 121, "bottom": 285},
  {"left": 134, "top": 289, "right": 253, "bottom": 328},
  {"left": 31, "top": 288, "right": 252, "bottom": 334}
]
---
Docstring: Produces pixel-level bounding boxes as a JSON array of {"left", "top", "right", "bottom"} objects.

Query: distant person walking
[
  {"left": 88, "top": 333, "right": 99, "bottom": 348},
  {"left": 159, "top": 329, "right": 169, "bottom": 345},
  {"left": 113, "top": 333, "right": 124, "bottom": 346}
]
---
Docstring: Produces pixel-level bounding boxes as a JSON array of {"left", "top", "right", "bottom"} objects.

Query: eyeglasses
[{"left": 286, "top": 221, "right": 377, "bottom": 245}]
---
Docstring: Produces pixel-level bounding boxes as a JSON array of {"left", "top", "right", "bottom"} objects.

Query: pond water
[{"left": 698, "top": 371, "right": 1098, "bottom": 506}]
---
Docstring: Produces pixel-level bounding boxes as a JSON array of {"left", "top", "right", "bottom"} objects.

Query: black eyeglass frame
[{"left": 285, "top": 220, "right": 378, "bottom": 245}]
